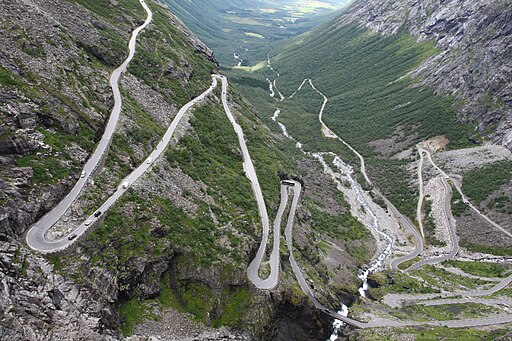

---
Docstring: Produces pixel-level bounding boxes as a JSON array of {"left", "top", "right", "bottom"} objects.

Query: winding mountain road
[
  {"left": 27, "top": 73, "right": 218, "bottom": 252},
  {"left": 424, "top": 148, "right": 512, "bottom": 239},
  {"left": 263, "top": 54, "right": 511, "bottom": 328},
  {"left": 216, "top": 74, "right": 281, "bottom": 289},
  {"left": 23, "top": 5, "right": 511, "bottom": 328},
  {"left": 303, "top": 77, "right": 423, "bottom": 271},
  {"left": 281, "top": 180, "right": 512, "bottom": 328},
  {"left": 26, "top": 0, "right": 153, "bottom": 252},
  {"left": 383, "top": 272, "right": 512, "bottom": 308}
]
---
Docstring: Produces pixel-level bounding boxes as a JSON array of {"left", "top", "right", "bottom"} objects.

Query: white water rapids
[
  {"left": 329, "top": 304, "right": 348, "bottom": 341},
  {"left": 266, "top": 73, "right": 394, "bottom": 337}
]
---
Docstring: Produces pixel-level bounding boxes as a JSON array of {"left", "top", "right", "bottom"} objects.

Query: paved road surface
[
  {"left": 307, "top": 77, "right": 423, "bottom": 271},
  {"left": 215, "top": 75, "right": 281, "bottom": 289},
  {"left": 262, "top": 58, "right": 511, "bottom": 327},
  {"left": 27, "top": 73, "right": 218, "bottom": 252},
  {"left": 383, "top": 273, "right": 512, "bottom": 308},
  {"left": 425, "top": 148, "right": 512, "bottom": 239},
  {"left": 26, "top": 0, "right": 153, "bottom": 252},
  {"left": 407, "top": 176, "right": 459, "bottom": 271},
  {"left": 282, "top": 180, "right": 512, "bottom": 328}
]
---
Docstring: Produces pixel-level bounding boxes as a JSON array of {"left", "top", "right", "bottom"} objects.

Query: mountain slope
[
  {"left": 163, "top": 0, "right": 350, "bottom": 65},
  {"left": 235, "top": 0, "right": 512, "bottom": 229},
  {"left": 339, "top": 0, "right": 512, "bottom": 149},
  {"left": 222, "top": 1, "right": 512, "bottom": 337}
]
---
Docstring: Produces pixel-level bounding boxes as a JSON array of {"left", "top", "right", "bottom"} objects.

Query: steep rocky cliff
[{"left": 338, "top": 0, "right": 512, "bottom": 149}]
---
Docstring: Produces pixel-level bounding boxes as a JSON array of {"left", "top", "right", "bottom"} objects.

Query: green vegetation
[
  {"left": 368, "top": 271, "right": 439, "bottom": 300},
  {"left": 163, "top": 0, "right": 347, "bottom": 65},
  {"left": 119, "top": 299, "right": 157, "bottom": 336},
  {"left": 492, "top": 288, "right": 512, "bottom": 298},
  {"left": 450, "top": 183, "right": 468, "bottom": 216},
  {"left": 0, "top": 66, "right": 24, "bottom": 87},
  {"left": 175, "top": 282, "right": 215, "bottom": 323},
  {"left": 274, "top": 24, "right": 471, "bottom": 149},
  {"left": 166, "top": 103, "right": 258, "bottom": 220},
  {"left": 442, "top": 260, "right": 512, "bottom": 278},
  {"left": 460, "top": 160, "right": 512, "bottom": 204},
  {"left": 346, "top": 242, "right": 372, "bottom": 266},
  {"left": 368, "top": 158, "right": 418, "bottom": 218},
  {"left": 274, "top": 85, "right": 360, "bottom": 164},
  {"left": 118, "top": 273, "right": 251, "bottom": 336},
  {"left": 397, "top": 257, "right": 421, "bottom": 270},
  {"left": 397, "top": 302, "right": 498, "bottom": 322},
  {"left": 411, "top": 265, "right": 492, "bottom": 290},
  {"left": 128, "top": 2, "right": 216, "bottom": 107},
  {"left": 86, "top": 190, "right": 225, "bottom": 267},
  {"left": 356, "top": 325, "right": 509, "bottom": 341},
  {"left": 68, "top": 0, "right": 145, "bottom": 22},
  {"left": 488, "top": 195, "right": 512, "bottom": 214},
  {"left": 230, "top": 23, "right": 476, "bottom": 219},
  {"left": 308, "top": 204, "right": 369, "bottom": 241},
  {"left": 212, "top": 287, "right": 251, "bottom": 327},
  {"left": 460, "top": 240, "right": 512, "bottom": 257},
  {"left": 16, "top": 155, "right": 71, "bottom": 185}
]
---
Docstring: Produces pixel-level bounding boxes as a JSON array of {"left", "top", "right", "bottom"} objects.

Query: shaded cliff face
[{"left": 338, "top": 0, "right": 512, "bottom": 148}]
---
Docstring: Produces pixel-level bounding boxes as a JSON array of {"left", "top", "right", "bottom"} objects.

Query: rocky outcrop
[
  {"left": 0, "top": 239, "right": 117, "bottom": 340},
  {"left": 0, "top": 0, "right": 115, "bottom": 238},
  {"left": 338, "top": 0, "right": 512, "bottom": 149}
]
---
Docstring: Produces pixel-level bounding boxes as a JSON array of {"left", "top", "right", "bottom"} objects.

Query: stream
[
  {"left": 271, "top": 111, "right": 393, "bottom": 336},
  {"left": 266, "top": 73, "right": 394, "bottom": 337}
]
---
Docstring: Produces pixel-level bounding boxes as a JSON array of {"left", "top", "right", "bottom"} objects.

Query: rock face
[
  {"left": 339, "top": 0, "right": 512, "bottom": 149},
  {"left": 0, "top": 240, "right": 117, "bottom": 340},
  {"left": 0, "top": 0, "right": 118, "bottom": 238}
]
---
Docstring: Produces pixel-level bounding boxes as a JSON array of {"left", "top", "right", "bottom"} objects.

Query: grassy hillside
[
  {"left": 229, "top": 22, "right": 474, "bottom": 218},
  {"left": 273, "top": 23, "right": 470, "bottom": 151}
]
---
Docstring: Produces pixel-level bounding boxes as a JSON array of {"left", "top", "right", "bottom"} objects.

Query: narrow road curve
[
  {"left": 383, "top": 272, "right": 512, "bottom": 308},
  {"left": 25, "top": 0, "right": 153, "bottom": 252},
  {"left": 282, "top": 180, "right": 512, "bottom": 328},
  {"left": 416, "top": 148, "right": 426, "bottom": 239},
  {"left": 215, "top": 75, "right": 281, "bottom": 289},
  {"left": 27, "top": 74, "right": 218, "bottom": 252},
  {"left": 263, "top": 56, "right": 512, "bottom": 327},
  {"left": 264, "top": 53, "right": 422, "bottom": 271},
  {"left": 418, "top": 298, "right": 512, "bottom": 307},
  {"left": 267, "top": 71, "right": 396, "bottom": 283},
  {"left": 424, "top": 148, "right": 512, "bottom": 239},
  {"left": 301, "top": 77, "right": 423, "bottom": 271}
]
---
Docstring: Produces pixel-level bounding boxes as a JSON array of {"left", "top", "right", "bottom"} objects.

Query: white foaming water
[
  {"left": 233, "top": 53, "right": 243, "bottom": 67},
  {"left": 264, "top": 69, "right": 395, "bottom": 332},
  {"left": 271, "top": 109, "right": 281, "bottom": 121},
  {"left": 330, "top": 157, "right": 394, "bottom": 297},
  {"left": 278, "top": 122, "right": 289, "bottom": 137},
  {"left": 267, "top": 78, "right": 276, "bottom": 98},
  {"left": 328, "top": 304, "right": 348, "bottom": 341},
  {"left": 358, "top": 281, "right": 369, "bottom": 298}
]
